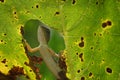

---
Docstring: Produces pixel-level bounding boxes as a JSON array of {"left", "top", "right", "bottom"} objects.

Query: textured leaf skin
[
  {"left": 63, "top": 0, "right": 120, "bottom": 80},
  {"left": 0, "top": 0, "right": 120, "bottom": 80}
]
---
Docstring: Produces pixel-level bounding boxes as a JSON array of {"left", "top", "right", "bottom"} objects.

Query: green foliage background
[{"left": 0, "top": 0, "right": 120, "bottom": 80}]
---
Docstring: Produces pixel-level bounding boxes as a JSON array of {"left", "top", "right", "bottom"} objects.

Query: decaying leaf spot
[
  {"left": 20, "top": 26, "right": 24, "bottom": 35},
  {"left": 55, "top": 11, "right": 60, "bottom": 15},
  {"left": 90, "top": 46, "right": 93, "bottom": 50},
  {"left": 79, "top": 42, "right": 84, "bottom": 47},
  {"left": 77, "top": 69, "right": 80, "bottom": 73},
  {"left": 79, "top": 53, "right": 84, "bottom": 62},
  {"left": 2, "top": 33, "right": 7, "bottom": 36},
  {"left": 9, "top": 66, "right": 24, "bottom": 75},
  {"left": 0, "top": 0, "right": 4, "bottom": 2},
  {"left": 106, "top": 67, "right": 112, "bottom": 73},
  {"left": 24, "top": 61, "right": 29, "bottom": 66},
  {"left": 0, "top": 40, "right": 3, "bottom": 43},
  {"left": 89, "top": 72, "right": 93, "bottom": 78},
  {"left": 81, "top": 76, "right": 85, "bottom": 80},
  {"left": 5, "top": 65, "right": 8, "bottom": 67},
  {"left": 0, "top": 40, "right": 6, "bottom": 44},
  {"left": 102, "top": 20, "right": 112, "bottom": 28},
  {"left": 94, "top": 33, "right": 96, "bottom": 36},
  {"left": 102, "top": 22, "right": 107, "bottom": 28},
  {"left": 1, "top": 59, "right": 7, "bottom": 64},
  {"left": 81, "top": 37, "right": 84, "bottom": 41},
  {"left": 79, "top": 37, "right": 84, "bottom": 48},
  {"left": 96, "top": 1, "right": 98, "bottom": 5},
  {"left": 59, "top": 55, "right": 67, "bottom": 73},
  {"left": 76, "top": 52, "right": 78, "bottom": 55},
  {"left": 72, "top": 0, "right": 76, "bottom": 4},
  {"left": 14, "top": 11, "right": 16, "bottom": 14},
  {"left": 106, "top": 20, "right": 112, "bottom": 26},
  {"left": 99, "top": 33, "right": 102, "bottom": 36},
  {"left": 36, "top": 5, "right": 39, "bottom": 8},
  {"left": 91, "top": 62, "right": 94, "bottom": 65}
]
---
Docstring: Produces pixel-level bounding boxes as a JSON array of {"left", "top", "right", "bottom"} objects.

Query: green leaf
[
  {"left": 0, "top": 0, "right": 120, "bottom": 80},
  {"left": 64, "top": 0, "right": 120, "bottom": 80}
]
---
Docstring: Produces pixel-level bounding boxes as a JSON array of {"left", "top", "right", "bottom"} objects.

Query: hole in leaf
[
  {"left": 77, "top": 70, "right": 80, "bottom": 73},
  {"left": 79, "top": 53, "right": 84, "bottom": 62},
  {"left": 9, "top": 66, "right": 24, "bottom": 75},
  {"left": 96, "top": 1, "right": 98, "bottom": 5},
  {"left": 72, "top": 0, "right": 76, "bottom": 4},
  {"left": 0, "top": 0, "right": 4, "bottom": 2},
  {"left": 91, "top": 47, "right": 93, "bottom": 50},
  {"left": 1, "top": 59, "right": 7, "bottom": 64},
  {"left": 107, "top": 20, "right": 112, "bottom": 26},
  {"left": 102, "top": 20, "right": 112, "bottom": 28},
  {"left": 81, "top": 37, "right": 84, "bottom": 41},
  {"left": 76, "top": 53, "right": 78, "bottom": 55},
  {"left": 81, "top": 76, "right": 85, "bottom": 80},
  {"left": 5, "top": 65, "right": 8, "bottom": 67},
  {"left": 89, "top": 72, "right": 93, "bottom": 77},
  {"left": 36, "top": 5, "right": 39, "bottom": 8},
  {"left": 4, "top": 33, "right": 7, "bottom": 36},
  {"left": 99, "top": 33, "right": 102, "bottom": 36},
  {"left": 106, "top": 67, "right": 112, "bottom": 73},
  {"left": 102, "top": 22, "right": 107, "bottom": 28},
  {"left": 20, "top": 26, "right": 24, "bottom": 35},
  {"left": 94, "top": 33, "right": 96, "bottom": 36},
  {"left": 0, "top": 40, "right": 3, "bottom": 42},
  {"left": 14, "top": 11, "right": 16, "bottom": 14},
  {"left": 79, "top": 42, "right": 84, "bottom": 47},
  {"left": 55, "top": 11, "right": 60, "bottom": 15}
]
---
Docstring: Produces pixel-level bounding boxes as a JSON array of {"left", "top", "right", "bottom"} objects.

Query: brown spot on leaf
[
  {"left": 59, "top": 55, "right": 67, "bottom": 72},
  {"left": 94, "top": 33, "right": 96, "bottom": 36},
  {"left": 77, "top": 70, "right": 80, "bottom": 73},
  {"left": 20, "top": 26, "right": 24, "bottom": 35},
  {"left": 79, "top": 42, "right": 84, "bottom": 47},
  {"left": 79, "top": 53, "right": 84, "bottom": 62},
  {"left": 24, "top": 62, "right": 29, "bottom": 66},
  {"left": 81, "top": 37, "right": 84, "bottom": 41},
  {"left": 81, "top": 76, "right": 85, "bottom": 80},
  {"left": 9, "top": 66, "right": 24, "bottom": 75},
  {"left": 1, "top": 59, "right": 7, "bottom": 64},
  {"left": 5, "top": 65, "right": 8, "bottom": 67},
  {"left": 91, "top": 47, "right": 93, "bottom": 50},
  {"left": 0, "top": 40, "right": 3, "bottom": 42},
  {"left": 102, "top": 20, "right": 112, "bottom": 28},
  {"left": 79, "top": 37, "right": 84, "bottom": 48},
  {"left": 72, "top": 0, "right": 76, "bottom": 4},
  {"left": 3, "top": 33, "right": 7, "bottom": 36},
  {"left": 76, "top": 53, "right": 78, "bottom": 55},
  {"left": 0, "top": 0, "right": 4, "bottom": 2},
  {"left": 107, "top": 20, "right": 112, "bottom": 26},
  {"left": 106, "top": 67, "right": 112, "bottom": 73},
  {"left": 102, "top": 22, "right": 107, "bottom": 28},
  {"left": 96, "top": 1, "right": 98, "bottom": 5},
  {"left": 36, "top": 5, "right": 39, "bottom": 8},
  {"left": 55, "top": 11, "right": 60, "bottom": 15},
  {"left": 14, "top": 11, "right": 16, "bottom": 14},
  {"left": 89, "top": 72, "right": 93, "bottom": 77}
]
